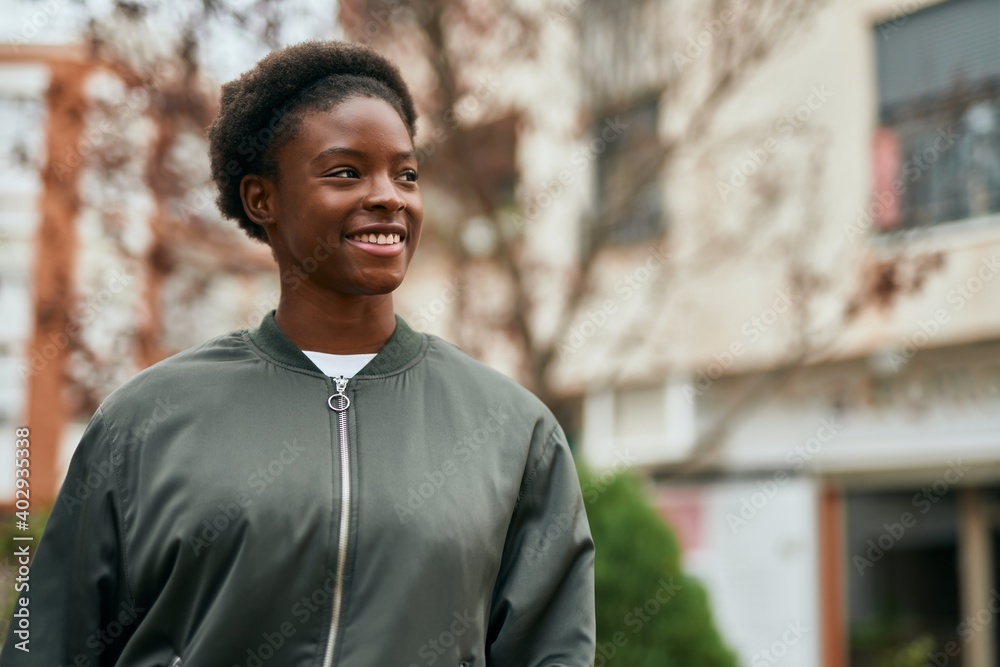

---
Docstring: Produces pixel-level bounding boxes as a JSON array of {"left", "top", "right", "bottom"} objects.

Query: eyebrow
[{"left": 311, "top": 146, "right": 417, "bottom": 164}]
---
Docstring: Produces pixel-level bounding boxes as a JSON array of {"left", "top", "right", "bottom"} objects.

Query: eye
[
  {"left": 327, "top": 167, "right": 359, "bottom": 178},
  {"left": 399, "top": 169, "right": 419, "bottom": 182}
]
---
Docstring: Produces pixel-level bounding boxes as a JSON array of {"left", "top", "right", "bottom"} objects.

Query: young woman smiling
[{"left": 0, "top": 41, "right": 595, "bottom": 667}]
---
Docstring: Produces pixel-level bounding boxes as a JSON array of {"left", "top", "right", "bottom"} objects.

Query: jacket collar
[{"left": 247, "top": 309, "right": 425, "bottom": 378}]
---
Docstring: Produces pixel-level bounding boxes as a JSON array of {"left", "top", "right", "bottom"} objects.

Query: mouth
[
  {"left": 344, "top": 231, "right": 406, "bottom": 257},
  {"left": 346, "top": 232, "right": 403, "bottom": 246}
]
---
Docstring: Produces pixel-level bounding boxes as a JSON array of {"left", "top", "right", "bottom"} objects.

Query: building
[{"left": 563, "top": 0, "right": 1000, "bottom": 665}]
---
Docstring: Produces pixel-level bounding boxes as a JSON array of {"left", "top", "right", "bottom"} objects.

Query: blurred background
[{"left": 1, "top": 0, "right": 999, "bottom": 664}]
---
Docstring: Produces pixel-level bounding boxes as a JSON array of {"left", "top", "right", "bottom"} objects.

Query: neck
[{"left": 274, "top": 283, "right": 397, "bottom": 355}]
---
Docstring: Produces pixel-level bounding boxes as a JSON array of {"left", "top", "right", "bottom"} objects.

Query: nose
[{"left": 363, "top": 173, "right": 405, "bottom": 213}]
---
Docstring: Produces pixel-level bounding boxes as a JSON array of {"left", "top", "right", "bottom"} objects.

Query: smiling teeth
[{"left": 351, "top": 233, "right": 401, "bottom": 245}]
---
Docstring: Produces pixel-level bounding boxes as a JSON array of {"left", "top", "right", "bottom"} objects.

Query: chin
[{"left": 359, "top": 273, "right": 407, "bottom": 295}]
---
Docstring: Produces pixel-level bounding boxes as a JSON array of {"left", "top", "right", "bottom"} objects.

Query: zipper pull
[{"left": 327, "top": 376, "right": 351, "bottom": 412}]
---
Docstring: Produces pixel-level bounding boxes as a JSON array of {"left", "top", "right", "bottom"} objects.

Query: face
[{"left": 241, "top": 96, "right": 423, "bottom": 297}]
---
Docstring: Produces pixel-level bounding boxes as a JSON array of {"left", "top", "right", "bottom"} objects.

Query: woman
[{"left": 1, "top": 41, "right": 595, "bottom": 666}]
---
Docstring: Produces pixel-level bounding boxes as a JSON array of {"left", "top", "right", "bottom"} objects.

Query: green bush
[
  {"left": 876, "top": 635, "right": 936, "bottom": 667},
  {"left": 580, "top": 462, "right": 738, "bottom": 667}
]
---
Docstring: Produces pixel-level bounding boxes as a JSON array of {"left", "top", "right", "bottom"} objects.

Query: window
[
  {"left": 592, "top": 97, "right": 665, "bottom": 246},
  {"left": 872, "top": 0, "right": 1000, "bottom": 231},
  {"left": 578, "top": 0, "right": 673, "bottom": 110},
  {"left": 845, "top": 489, "right": 963, "bottom": 667}
]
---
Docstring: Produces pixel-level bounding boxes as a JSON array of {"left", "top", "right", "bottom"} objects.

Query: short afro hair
[{"left": 208, "top": 40, "right": 418, "bottom": 244}]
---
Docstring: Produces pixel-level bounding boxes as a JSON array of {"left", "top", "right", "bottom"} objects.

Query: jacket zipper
[{"left": 322, "top": 375, "right": 352, "bottom": 667}]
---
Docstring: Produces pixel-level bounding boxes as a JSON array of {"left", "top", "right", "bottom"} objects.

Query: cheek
[
  {"left": 407, "top": 195, "right": 424, "bottom": 225},
  {"left": 407, "top": 209, "right": 424, "bottom": 246},
  {"left": 289, "top": 192, "right": 351, "bottom": 239}
]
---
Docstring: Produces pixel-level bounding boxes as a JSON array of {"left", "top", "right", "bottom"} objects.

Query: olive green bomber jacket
[{"left": 0, "top": 311, "right": 595, "bottom": 666}]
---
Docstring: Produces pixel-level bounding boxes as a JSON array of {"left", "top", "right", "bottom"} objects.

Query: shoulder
[
  {"left": 419, "top": 333, "right": 557, "bottom": 426},
  {"left": 417, "top": 333, "right": 569, "bottom": 476},
  {"left": 99, "top": 328, "right": 254, "bottom": 418}
]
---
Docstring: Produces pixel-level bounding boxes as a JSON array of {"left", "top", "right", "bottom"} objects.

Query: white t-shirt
[{"left": 301, "top": 350, "right": 378, "bottom": 379}]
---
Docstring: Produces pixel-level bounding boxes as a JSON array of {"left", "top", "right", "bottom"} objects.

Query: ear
[{"left": 240, "top": 174, "right": 277, "bottom": 228}]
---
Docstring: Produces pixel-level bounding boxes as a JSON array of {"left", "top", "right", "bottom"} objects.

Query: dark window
[
  {"left": 592, "top": 97, "right": 665, "bottom": 246},
  {"left": 845, "top": 490, "right": 962, "bottom": 667},
  {"left": 872, "top": 0, "right": 1000, "bottom": 231}
]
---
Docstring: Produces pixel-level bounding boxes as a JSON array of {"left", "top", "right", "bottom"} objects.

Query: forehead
[{"left": 285, "top": 96, "right": 414, "bottom": 157}]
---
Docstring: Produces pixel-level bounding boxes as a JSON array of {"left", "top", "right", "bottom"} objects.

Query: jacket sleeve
[
  {"left": 486, "top": 422, "right": 596, "bottom": 666},
  {"left": 0, "top": 408, "right": 137, "bottom": 666}
]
